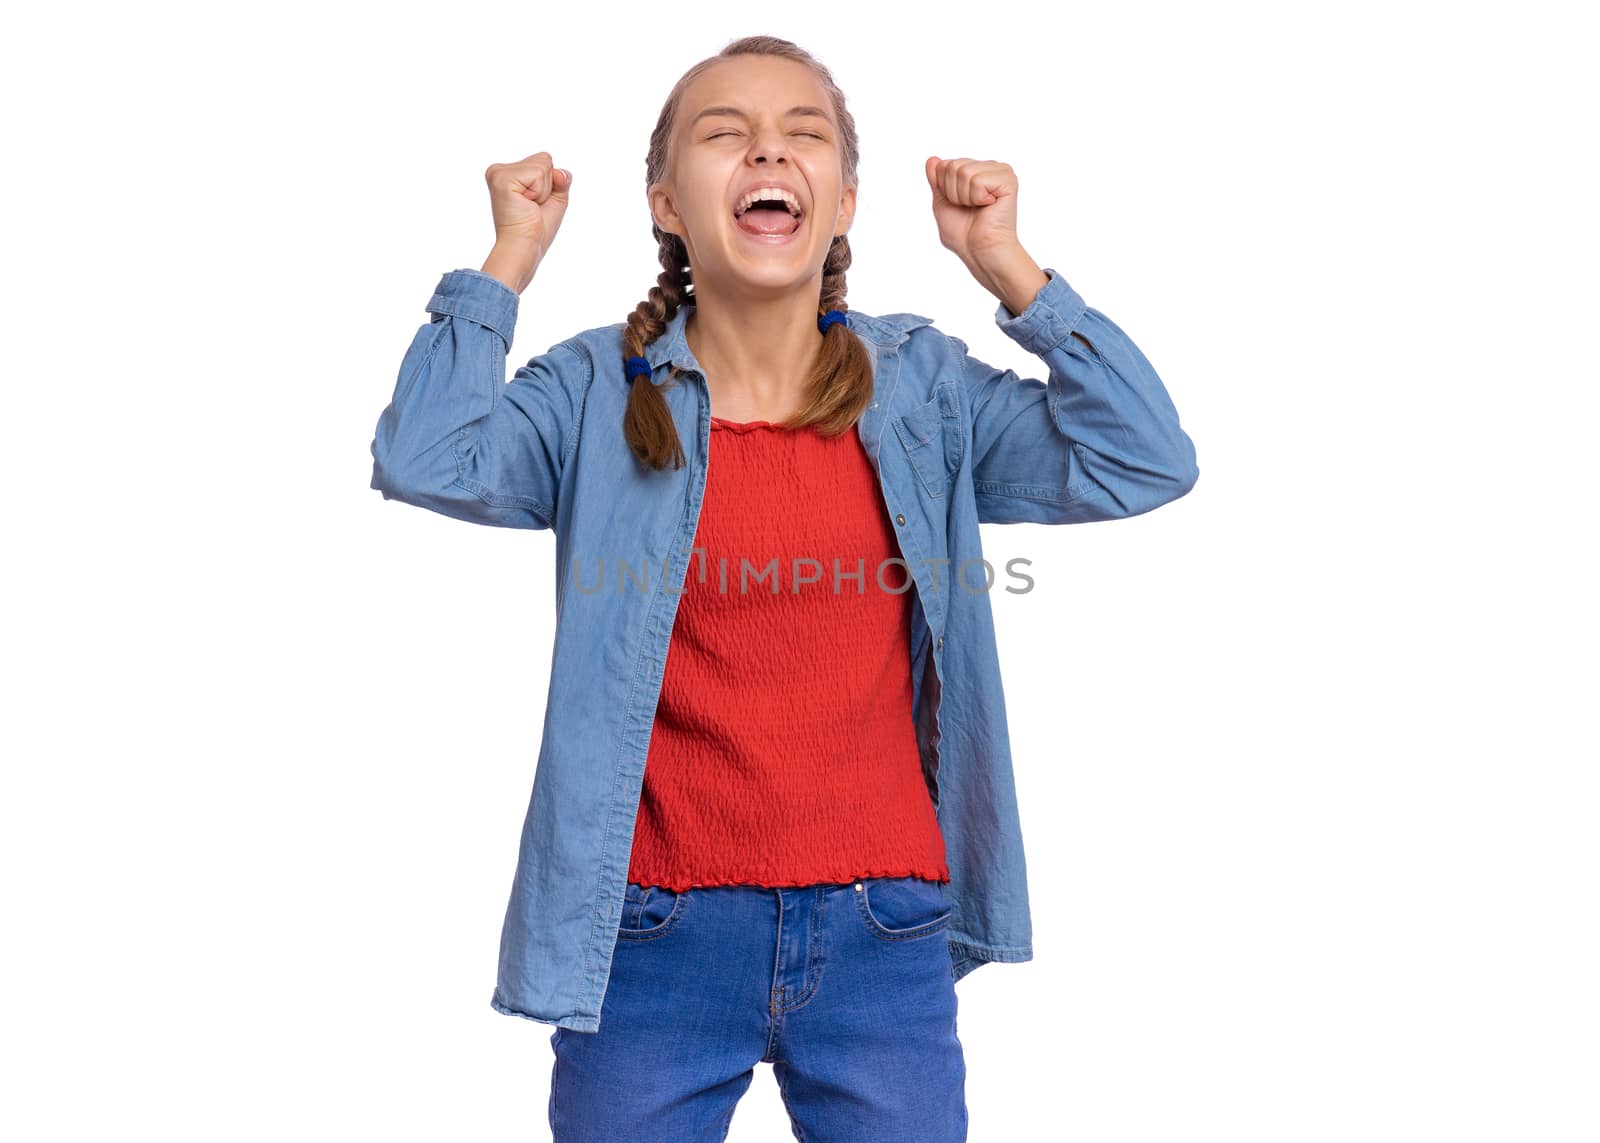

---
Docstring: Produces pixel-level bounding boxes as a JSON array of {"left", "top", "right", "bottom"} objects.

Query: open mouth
[{"left": 733, "top": 193, "right": 804, "bottom": 240}]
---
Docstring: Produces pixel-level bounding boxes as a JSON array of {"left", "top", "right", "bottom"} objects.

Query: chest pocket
[{"left": 893, "top": 382, "right": 965, "bottom": 499}]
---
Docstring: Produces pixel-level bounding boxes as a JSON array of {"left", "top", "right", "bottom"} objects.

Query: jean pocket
[
  {"left": 854, "top": 876, "right": 952, "bottom": 941},
  {"left": 617, "top": 881, "right": 689, "bottom": 940}
]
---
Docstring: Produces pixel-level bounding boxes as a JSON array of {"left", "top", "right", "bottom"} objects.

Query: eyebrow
[{"left": 690, "top": 104, "right": 833, "bottom": 127}]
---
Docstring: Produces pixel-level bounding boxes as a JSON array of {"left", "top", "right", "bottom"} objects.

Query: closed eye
[{"left": 707, "top": 131, "right": 827, "bottom": 140}]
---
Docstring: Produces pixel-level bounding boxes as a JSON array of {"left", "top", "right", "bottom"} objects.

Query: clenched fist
[
  {"left": 925, "top": 156, "right": 1025, "bottom": 269},
  {"left": 485, "top": 152, "right": 574, "bottom": 269},
  {"left": 926, "top": 155, "right": 1048, "bottom": 317}
]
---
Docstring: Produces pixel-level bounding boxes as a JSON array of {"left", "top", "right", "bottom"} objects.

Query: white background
[{"left": 5, "top": 1, "right": 1595, "bottom": 1140}]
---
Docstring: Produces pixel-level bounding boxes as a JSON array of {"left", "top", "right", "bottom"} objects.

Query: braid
[
  {"left": 803, "top": 232, "right": 873, "bottom": 436},
  {"left": 621, "top": 231, "right": 693, "bottom": 471},
  {"left": 818, "top": 232, "right": 852, "bottom": 318}
]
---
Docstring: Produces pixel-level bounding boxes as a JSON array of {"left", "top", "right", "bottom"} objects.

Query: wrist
[
  {"left": 970, "top": 245, "right": 1047, "bottom": 317},
  {"left": 482, "top": 237, "right": 542, "bottom": 294}
]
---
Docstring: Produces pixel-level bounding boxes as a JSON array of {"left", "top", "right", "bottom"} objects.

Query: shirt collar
[{"left": 641, "top": 302, "right": 935, "bottom": 378}]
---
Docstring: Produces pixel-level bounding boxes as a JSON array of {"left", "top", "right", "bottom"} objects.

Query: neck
[{"left": 684, "top": 279, "right": 826, "bottom": 420}]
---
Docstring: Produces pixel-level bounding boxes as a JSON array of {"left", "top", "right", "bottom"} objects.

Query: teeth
[{"left": 734, "top": 187, "right": 802, "bottom": 217}]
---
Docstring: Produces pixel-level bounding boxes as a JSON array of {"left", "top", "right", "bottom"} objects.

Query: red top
[{"left": 625, "top": 413, "right": 950, "bottom": 891}]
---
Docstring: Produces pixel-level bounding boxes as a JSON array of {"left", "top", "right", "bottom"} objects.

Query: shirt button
[
  {"left": 937, "top": 635, "right": 944, "bottom": 649},
  {"left": 896, "top": 513, "right": 906, "bottom": 525}
]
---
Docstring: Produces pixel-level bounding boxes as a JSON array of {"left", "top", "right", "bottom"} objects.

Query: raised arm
[
  {"left": 370, "top": 153, "right": 584, "bottom": 530},
  {"left": 923, "top": 155, "right": 1198, "bottom": 526}
]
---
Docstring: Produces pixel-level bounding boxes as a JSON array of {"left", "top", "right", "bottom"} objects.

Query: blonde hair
[{"left": 622, "top": 35, "right": 873, "bottom": 471}]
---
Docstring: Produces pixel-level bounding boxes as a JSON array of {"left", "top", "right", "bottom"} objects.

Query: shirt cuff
[
  {"left": 993, "top": 266, "right": 1089, "bottom": 355},
  {"left": 426, "top": 268, "right": 520, "bottom": 346}
]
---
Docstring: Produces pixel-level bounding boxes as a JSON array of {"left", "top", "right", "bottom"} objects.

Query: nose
[{"left": 748, "top": 127, "right": 791, "bottom": 166}]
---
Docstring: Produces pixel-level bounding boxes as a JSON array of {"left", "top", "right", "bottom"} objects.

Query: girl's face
[{"left": 650, "top": 56, "right": 856, "bottom": 297}]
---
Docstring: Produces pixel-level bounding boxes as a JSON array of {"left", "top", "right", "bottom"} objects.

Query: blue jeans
[{"left": 549, "top": 876, "right": 968, "bottom": 1141}]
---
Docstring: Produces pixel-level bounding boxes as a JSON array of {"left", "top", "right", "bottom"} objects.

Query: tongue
[{"left": 735, "top": 208, "right": 800, "bottom": 237}]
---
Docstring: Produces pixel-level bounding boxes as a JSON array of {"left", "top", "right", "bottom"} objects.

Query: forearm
[{"left": 968, "top": 244, "right": 1051, "bottom": 319}]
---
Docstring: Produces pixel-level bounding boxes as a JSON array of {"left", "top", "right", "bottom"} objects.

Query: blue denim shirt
[{"left": 370, "top": 264, "right": 1198, "bottom": 1033}]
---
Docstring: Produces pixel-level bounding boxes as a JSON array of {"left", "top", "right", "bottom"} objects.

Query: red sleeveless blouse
[{"left": 624, "top": 412, "right": 950, "bottom": 891}]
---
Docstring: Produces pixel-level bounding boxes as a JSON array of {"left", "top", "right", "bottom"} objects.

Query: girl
[{"left": 371, "top": 34, "right": 1197, "bottom": 1143}]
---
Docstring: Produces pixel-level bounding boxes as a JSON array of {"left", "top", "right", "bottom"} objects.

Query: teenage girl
[{"left": 372, "top": 33, "right": 1198, "bottom": 1143}]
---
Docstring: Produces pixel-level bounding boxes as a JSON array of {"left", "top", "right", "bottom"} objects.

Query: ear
[
  {"left": 833, "top": 181, "right": 858, "bottom": 239},
  {"left": 648, "top": 183, "right": 685, "bottom": 239}
]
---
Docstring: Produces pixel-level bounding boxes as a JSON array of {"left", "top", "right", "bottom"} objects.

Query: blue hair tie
[
  {"left": 624, "top": 355, "right": 652, "bottom": 380},
  {"left": 818, "top": 309, "right": 847, "bottom": 333}
]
